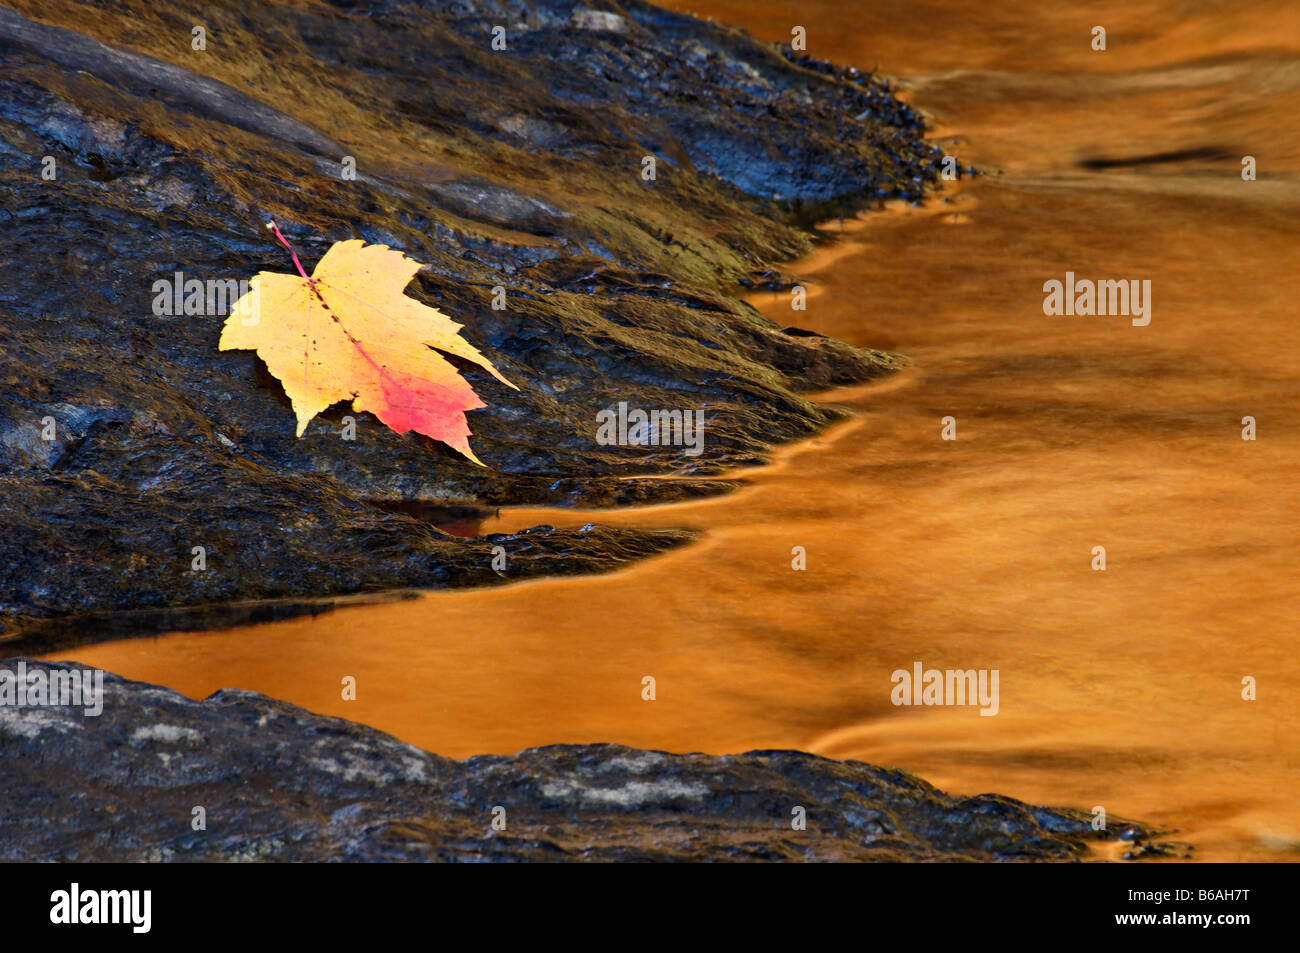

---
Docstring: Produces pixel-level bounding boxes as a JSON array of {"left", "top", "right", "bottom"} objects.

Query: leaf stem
[{"left": 266, "top": 221, "right": 310, "bottom": 281}]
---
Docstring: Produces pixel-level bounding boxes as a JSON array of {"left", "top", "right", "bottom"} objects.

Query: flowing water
[{"left": 45, "top": 0, "right": 1300, "bottom": 860}]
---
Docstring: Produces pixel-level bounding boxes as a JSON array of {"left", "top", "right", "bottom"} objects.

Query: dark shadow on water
[{"left": 0, "top": 590, "right": 423, "bottom": 657}]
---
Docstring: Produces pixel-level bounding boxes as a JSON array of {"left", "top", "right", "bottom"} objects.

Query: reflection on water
[{"left": 47, "top": 0, "right": 1300, "bottom": 860}]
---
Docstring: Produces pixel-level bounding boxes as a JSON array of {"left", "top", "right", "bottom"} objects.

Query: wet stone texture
[
  {"left": 0, "top": 662, "right": 1179, "bottom": 862},
  {"left": 0, "top": 0, "right": 937, "bottom": 643}
]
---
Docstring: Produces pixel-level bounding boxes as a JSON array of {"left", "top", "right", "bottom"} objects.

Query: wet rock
[
  {"left": 0, "top": 661, "right": 1173, "bottom": 862},
  {"left": 0, "top": 0, "right": 936, "bottom": 643},
  {"left": 0, "top": 520, "right": 695, "bottom": 655}
]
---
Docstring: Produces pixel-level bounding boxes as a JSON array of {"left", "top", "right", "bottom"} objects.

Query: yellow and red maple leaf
[{"left": 219, "top": 228, "right": 515, "bottom": 465}]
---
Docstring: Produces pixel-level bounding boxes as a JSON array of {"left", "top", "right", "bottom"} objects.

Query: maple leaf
[{"left": 219, "top": 223, "right": 516, "bottom": 465}]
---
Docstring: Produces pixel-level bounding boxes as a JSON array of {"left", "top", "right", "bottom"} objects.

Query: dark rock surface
[
  {"left": 0, "top": 661, "right": 1179, "bottom": 862},
  {"left": 0, "top": 0, "right": 937, "bottom": 643}
]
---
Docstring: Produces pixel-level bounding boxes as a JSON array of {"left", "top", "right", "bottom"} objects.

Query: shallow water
[{"left": 47, "top": 0, "right": 1300, "bottom": 860}]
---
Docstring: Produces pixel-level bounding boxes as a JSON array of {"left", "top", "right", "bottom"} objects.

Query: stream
[{"left": 44, "top": 0, "right": 1300, "bottom": 861}]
